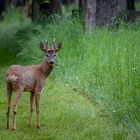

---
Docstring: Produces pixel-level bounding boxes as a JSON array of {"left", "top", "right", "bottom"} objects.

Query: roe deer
[{"left": 6, "top": 42, "right": 62, "bottom": 130}]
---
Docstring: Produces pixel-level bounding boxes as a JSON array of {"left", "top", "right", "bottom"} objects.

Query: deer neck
[{"left": 40, "top": 59, "right": 53, "bottom": 78}]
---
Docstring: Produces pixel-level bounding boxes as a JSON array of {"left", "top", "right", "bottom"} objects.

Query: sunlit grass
[{"left": 0, "top": 70, "right": 139, "bottom": 140}]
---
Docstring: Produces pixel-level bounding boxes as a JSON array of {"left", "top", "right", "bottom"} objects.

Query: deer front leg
[
  {"left": 13, "top": 88, "right": 23, "bottom": 130},
  {"left": 35, "top": 91, "right": 40, "bottom": 129},
  {"left": 6, "top": 83, "right": 12, "bottom": 129},
  {"left": 28, "top": 92, "right": 34, "bottom": 127}
]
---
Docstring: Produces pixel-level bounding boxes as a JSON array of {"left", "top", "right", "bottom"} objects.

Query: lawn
[{"left": 1, "top": 70, "right": 139, "bottom": 140}]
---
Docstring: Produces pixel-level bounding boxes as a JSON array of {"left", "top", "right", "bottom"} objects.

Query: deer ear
[
  {"left": 40, "top": 42, "right": 48, "bottom": 52},
  {"left": 55, "top": 42, "right": 62, "bottom": 52}
]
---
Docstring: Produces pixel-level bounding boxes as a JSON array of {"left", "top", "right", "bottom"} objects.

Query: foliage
[
  {"left": 0, "top": 75, "right": 137, "bottom": 140},
  {"left": 135, "top": 0, "right": 140, "bottom": 10},
  {"left": 0, "top": 8, "right": 32, "bottom": 65}
]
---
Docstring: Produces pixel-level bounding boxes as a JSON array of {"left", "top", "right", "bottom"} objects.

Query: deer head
[{"left": 40, "top": 42, "right": 62, "bottom": 65}]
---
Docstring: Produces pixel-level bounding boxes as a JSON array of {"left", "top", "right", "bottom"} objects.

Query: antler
[{"left": 40, "top": 41, "right": 49, "bottom": 52}]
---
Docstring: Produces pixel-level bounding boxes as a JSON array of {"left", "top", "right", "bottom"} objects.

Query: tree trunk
[
  {"left": 127, "top": 0, "right": 135, "bottom": 10},
  {"left": 79, "top": 0, "right": 83, "bottom": 14},
  {"left": 5, "top": 0, "right": 11, "bottom": 7},
  {"left": 11, "top": 0, "right": 25, "bottom": 6},
  {"left": 0, "top": 0, "right": 5, "bottom": 16},
  {"left": 32, "top": 0, "right": 40, "bottom": 21},
  {"left": 62, "top": 0, "right": 75, "bottom": 6},
  {"left": 83, "top": 0, "right": 128, "bottom": 32},
  {"left": 118, "top": 0, "right": 127, "bottom": 11},
  {"left": 40, "top": 0, "right": 62, "bottom": 17},
  {"left": 32, "top": 0, "right": 62, "bottom": 21},
  {"left": 23, "top": 0, "right": 32, "bottom": 17},
  {"left": 83, "top": 0, "right": 96, "bottom": 32},
  {"left": 96, "top": 0, "right": 118, "bottom": 26}
]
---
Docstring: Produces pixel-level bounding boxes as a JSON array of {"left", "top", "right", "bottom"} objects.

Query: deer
[{"left": 5, "top": 41, "right": 62, "bottom": 130}]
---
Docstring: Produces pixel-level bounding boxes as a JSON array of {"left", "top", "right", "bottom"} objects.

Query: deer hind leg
[
  {"left": 28, "top": 92, "right": 34, "bottom": 127},
  {"left": 6, "top": 83, "right": 12, "bottom": 129},
  {"left": 12, "top": 88, "right": 23, "bottom": 130},
  {"left": 35, "top": 90, "right": 41, "bottom": 129}
]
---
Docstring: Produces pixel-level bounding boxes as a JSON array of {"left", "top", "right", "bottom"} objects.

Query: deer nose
[{"left": 49, "top": 61, "right": 54, "bottom": 65}]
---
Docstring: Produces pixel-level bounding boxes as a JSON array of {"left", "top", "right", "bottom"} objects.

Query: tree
[
  {"left": 96, "top": 0, "right": 119, "bottom": 26},
  {"left": 78, "top": 0, "right": 83, "bottom": 16},
  {"left": 62, "top": 0, "right": 75, "bottom": 6},
  {"left": 40, "top": 0, "right": 62, "bottom": 16},
  {"left": 32, "top": 0, "right": 62, "bottom": 21},
  {"left": 127, "top": 0, "right": 135, "bottom": 10},
  {"left": 11, "top": 0, "right": 25, "bottom": 6},
  {"left": 0, "top": 0, "right": 5, "bottom": 16},
  {"left": 82, "top": 0, "right": 96, "bottom": 32},
  {"left": 82, "top": 0, "right": 128, "bottom": 32}
]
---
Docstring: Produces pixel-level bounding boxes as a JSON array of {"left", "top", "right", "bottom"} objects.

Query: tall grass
[
  {"left": 0, "top": 10, "right": 140, "bottom": 138},
  {"left": 0, "top": 8, "right": 32, "bottom": 65},
  {"left": 19, "top": 18, "right": 140, "bottom": 127}
]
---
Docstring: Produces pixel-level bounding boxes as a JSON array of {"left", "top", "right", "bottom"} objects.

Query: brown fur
[{"left": 6, "top": 42, "right": 62, "bottom": 130}]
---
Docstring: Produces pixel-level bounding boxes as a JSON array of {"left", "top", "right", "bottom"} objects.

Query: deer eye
[
  {"left": 46, "top": 54, "right": 49, "bottom": 57},
  {"left": 54, "top": 54, "right": 56, "bottom": 57}
]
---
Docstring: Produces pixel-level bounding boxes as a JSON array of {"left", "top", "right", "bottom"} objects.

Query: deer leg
[
  {"left": 12, "top": 88, "right": 23, "bottom": 130},
  {"left": 35, "top": 91, "right": 40, "bottom": 129},
  {"left": 6, "top": 83, "right": 12, "bottom": 129},
  {"left": 28, "top": 92, "right": 34, "bottom": 127}
]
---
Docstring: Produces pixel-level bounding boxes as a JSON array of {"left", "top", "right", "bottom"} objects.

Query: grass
[
  {"left": 0, "top": 9, "right": 140, "bottom": 139},
  {"left": 0, "top": 8, "right": 32, "bottom": 65},
  {"left": 0, "top": 69, "right": 139, "bottom": 140}
]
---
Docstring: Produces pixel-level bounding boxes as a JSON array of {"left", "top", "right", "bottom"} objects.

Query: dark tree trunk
[
  {"left": 32, "top": 0, "right": 62, "bottom": 21},
  {"left": 5, "top": 0, "right": 11, "bottom": 7},
  {"left": 127, "top": 0, "right": 135, "bottom": 10},
  {"left": 62, "top": 0, "right": 75, "bottom": 6},
  {"left": 118, "top": 0, "right": 127, "bottom": 11},
  {"left": 11, "top": 0, "right": 25, "bottom": 6},
  {"left": 83, "top": 0, "right": 129, "bottom": 32},
  {"left": 79, "top": 0, "right": 83, "bottom": 12},
  {"left": 32, "top": 0, "right": 40, "bottom": 21},
  {"left": 23, "top": 0, "right": 32, "bottom": 17},
  {"left": 78, "top": 0, "right": 82, "bottom": 9},
  {"left": 0, "top": 0, "right": 5, "bottom": 15},
  {"left": 83, "top": 0, "right": 96, "bottom": 32},
  {"left": 83, "top": 0, "right": 118, "bottom": 31},
  {"left": 40, "top": 0, "right": 62, "bottom": 17},
  {"left": 127, "top": 0, "right": 140, "bottom": 21},
  {"left": 127, "top": 10, "right": 140, "bottom": 21},
  {"left": 96, "top": 0, "right": 118, "bottom": 26}
]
